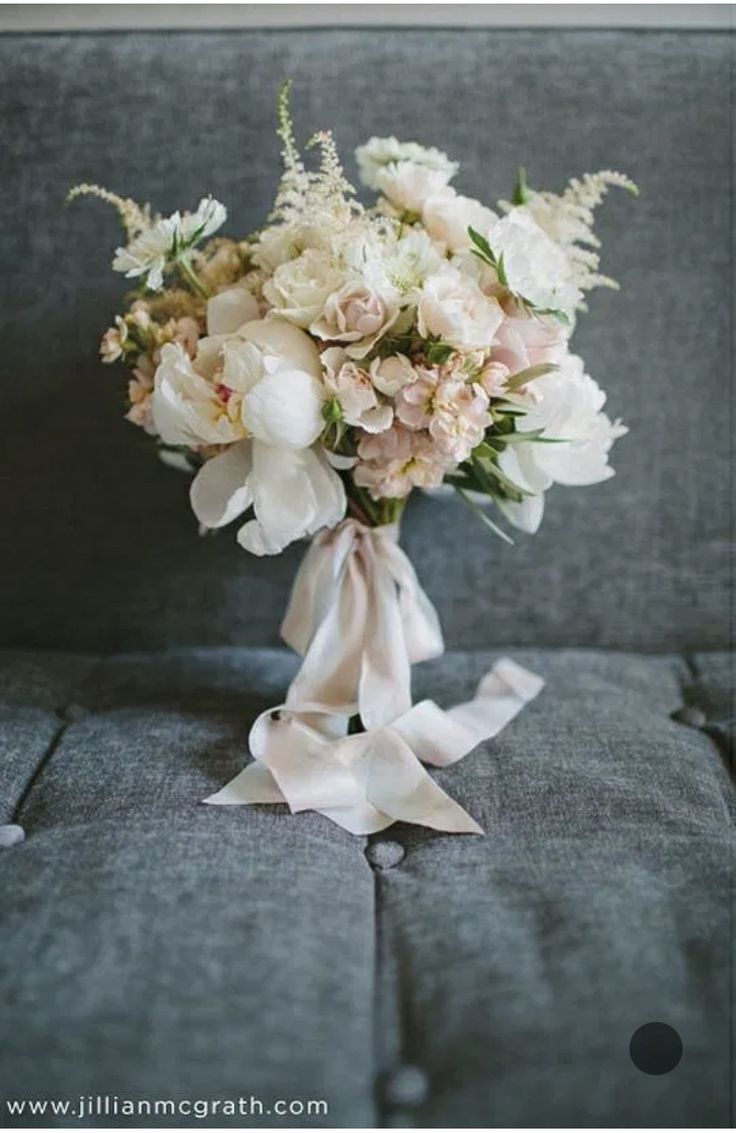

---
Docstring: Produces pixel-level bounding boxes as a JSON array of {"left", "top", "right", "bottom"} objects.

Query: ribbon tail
[
  {"left": 203, "top": 762, "right": 285, "bottom": 806},
  {"left": 358, "top": 730, "right": 483, "bottom": 835}
]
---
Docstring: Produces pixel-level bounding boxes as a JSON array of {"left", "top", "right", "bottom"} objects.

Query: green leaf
[
  {"left": 496, "top": 252, "right": 509, "bottom": 288},
  {"left": 426, "top": 340, "right": 454, "bottom": 365},
  {"left": 511, "top": 166, "right": 531, "bottom": 206},
  {"left": 468, "top": 226, "right": 497, "bottom": 266},
  {"left": 488, "top": 428, "right": 547, "bottom": 446},
  {"left": 454, "top": 486, "right": 515, "bottom": 546},
  {"left": 531, "top": 305, "right": 571, "bottom": 327},
  {"left": 504, "top": 362, "right": 558, "bottom": 393},
  {"left": 474, "top": 455, "right": 532, "bottom": 499}
]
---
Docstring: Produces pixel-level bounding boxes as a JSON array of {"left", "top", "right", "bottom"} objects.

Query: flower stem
[{"left": 177, "top": 255, "right": 210, "bottom": 299}]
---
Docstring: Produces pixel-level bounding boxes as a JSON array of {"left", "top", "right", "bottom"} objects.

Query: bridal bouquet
[{"left": 71, "top": 84, "right": 634, "bottom": 835}]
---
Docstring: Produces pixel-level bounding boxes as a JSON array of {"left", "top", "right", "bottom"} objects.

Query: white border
[{"left": 0, "top": 2, "right": 732, "bottom": 32}]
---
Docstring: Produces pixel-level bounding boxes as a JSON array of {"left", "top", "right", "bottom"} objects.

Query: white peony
[
  {"left": 497, "top": 353, "right": 627, "bottom": 532},
  {"left": 486, "top": 208, "right": 582, "bottom": 317},
  {"left": 356, "top": 136, "right": 458, "bottom": 191},
  {"left": 206, "top": 286, "right": 260, "bottom": 335},
  {"left": 422, "top": 189, "right": 498, "bottom": 253},
  {"left": 152, "top": 341, "right": 245, "bottom": 448},
  {"left": 152, "top": 315, "right": 346, "bottom": 555},
  {"left": 417, "top": 268, "right": 504, "bottom": 351},
  {"left": 262, "top": 249, "right": 343, "bottom": 327}
]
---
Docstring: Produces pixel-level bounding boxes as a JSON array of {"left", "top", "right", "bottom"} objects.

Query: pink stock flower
[
  {"left": 394, "top": 366, "right": 438, "bottom": 430},
  {"left": 477, "top": 359, "right": 511, "bottom": 398},
  {"left": 428, "top": 377, "right": 490, "bottom": 462},
  {"left": 394, "top": 364, "right": 491, "bottom": 463},
  {"left": 355, "top": 424, "right": 450, "bottom": 500}
]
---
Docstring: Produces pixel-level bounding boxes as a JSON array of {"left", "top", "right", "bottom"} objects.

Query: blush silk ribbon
[{"left": 204, "top": 519, "right": 544, "bottom": 835}]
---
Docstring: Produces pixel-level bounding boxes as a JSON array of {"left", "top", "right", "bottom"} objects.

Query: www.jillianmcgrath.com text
[{"left": 3, "top": 1094, "right": 329, "bottom": 1121}]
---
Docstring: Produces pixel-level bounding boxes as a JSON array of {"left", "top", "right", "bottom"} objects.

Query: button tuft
[
  {"left": 0, "top": 824, "right": 25, "bottom": 849},
  {"left": 57, "top": 703, "right": 89, "bottom": 723},
  {"left": 671, "top": 706, "right": 707, "bottom": 728},
  {"left": 382, "top": 1065, "right": 429, "bottom": 1109},
  {"left": 365, "top": 840, "right": 405, "bottom": 870}
]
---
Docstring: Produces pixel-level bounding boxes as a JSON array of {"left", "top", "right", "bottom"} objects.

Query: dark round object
[{"left": 629, "top": 1022, "right": 683, "bottom": 1075}]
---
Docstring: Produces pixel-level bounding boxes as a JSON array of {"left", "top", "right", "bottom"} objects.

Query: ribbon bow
[
  {"left": 205, "top": 659, "right": 544, "bottom": 834},
  {"left": 204, "top": 520, "right": 544, "bottom": 834}
]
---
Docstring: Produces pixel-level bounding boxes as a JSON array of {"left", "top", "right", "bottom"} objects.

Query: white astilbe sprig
[
  {"left": 500, "top": 169, "right": 638, "bottom": 297},
  {"left": 66, "top": 183, "right": 151, "bottom": 238},
  {"left": 268, "top": 81, "right": 360, "bottom": 232}
]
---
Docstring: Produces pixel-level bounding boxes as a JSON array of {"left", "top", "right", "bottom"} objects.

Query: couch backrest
[{"left": 0, "top": 28, "right": 730, "bottom": 652}]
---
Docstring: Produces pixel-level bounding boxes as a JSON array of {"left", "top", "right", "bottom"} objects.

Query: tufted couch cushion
[{"left": 2, "top": 647, "right": 731, "bottom": 1126}]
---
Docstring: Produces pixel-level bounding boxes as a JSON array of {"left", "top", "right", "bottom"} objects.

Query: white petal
[
  {"left": 244, "top": 368, "right": 324, "bottom": 449},
  {"left": 359, "top": 404, "right": 394, "bottom": 434},
  {"left": 237, "top": 443, "right": 345, "bottom": 556},
  {"left": 497, "top": 493, "right": 545, "bottom": 534},
  {"left": 241, "top": 317, "right": 322, "bottom": 381},
  {"left": 207, "top": 288, "right": 260, "bottom": 335},
  {"left": 190, "top": 440, "right": 253, "bottom": 528}
]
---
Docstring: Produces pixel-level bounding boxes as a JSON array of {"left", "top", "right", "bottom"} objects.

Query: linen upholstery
[
  {"left": 0, "top": 26, "right": 731, "bottom": 1130},
  {"left": 0, "top": 29, "right": 730, "bottom": 652},
  {"left": 1, "top": 646, "right": 731, "bottom": 1126}
]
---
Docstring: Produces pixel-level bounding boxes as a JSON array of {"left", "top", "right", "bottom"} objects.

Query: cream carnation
[
  {"left": 422, "top": 189, "right": 498, "bottom": 253},
  {"left": 375, "top": 162, "right": 456, "bottom": 214},
  {"left": 486, "top": 209, "right": 582, "bottom": 316},
  {"left": 417, "top": 269, "right": 504, "bottom": 351},
  {"left": 356, "top": 137, "right": 458, "bottom": 191}
]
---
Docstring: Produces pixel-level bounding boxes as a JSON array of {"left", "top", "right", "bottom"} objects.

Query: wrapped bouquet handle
[
  {"left": 281, "top": 519, "right": 444, "bottom": 728},
  {"left": 204, "top": 521, "right": 544, "bottom": 834}
]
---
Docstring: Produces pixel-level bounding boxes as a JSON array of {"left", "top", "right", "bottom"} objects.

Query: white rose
[
  {"left": 487, "top": 209, "right": 582, "bottom": 316},
  {"left": 417, "top": 269, "right": 504, "bottom": 351},
  {"left": 311, "top": 279, "right": 395, "bottom": 346},
  {"left": 422, "top": 189, "right": 498, "bottom": 253},
  {"left": 262, "top": 249, "right": 343, "bottom": 327}
]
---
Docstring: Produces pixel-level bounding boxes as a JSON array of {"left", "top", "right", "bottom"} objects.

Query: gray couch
[{"left": 0, "top": 25, "right": 732, "bottom": 1128}]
